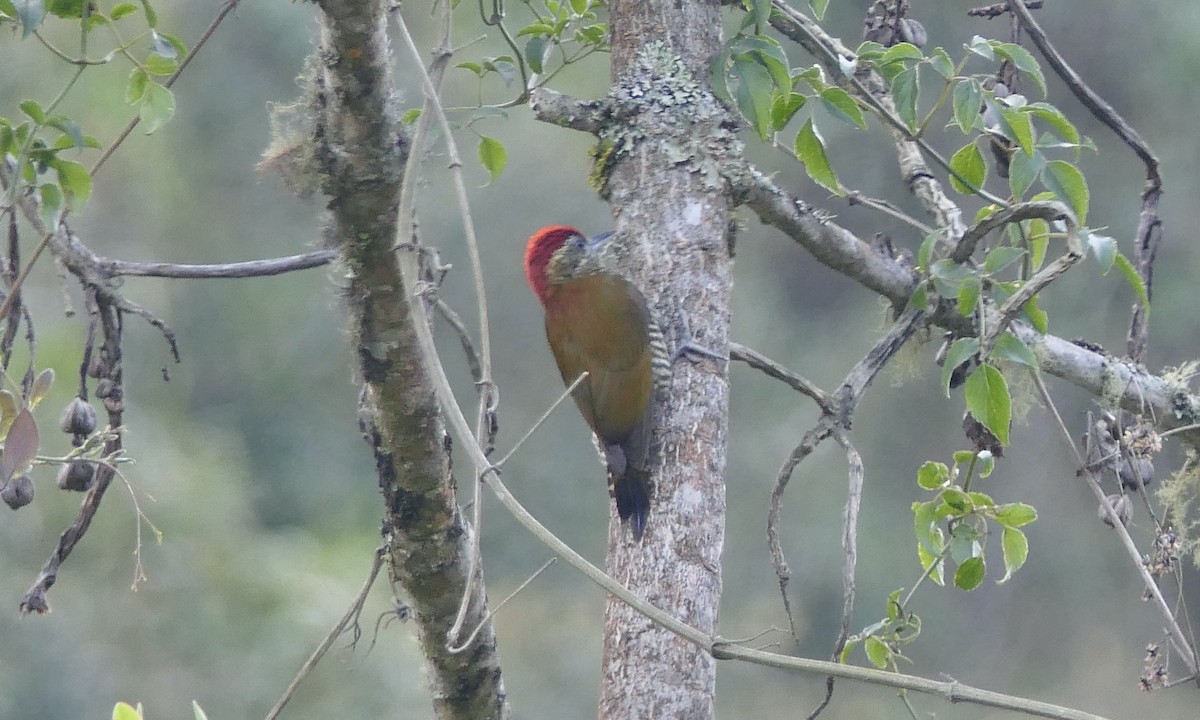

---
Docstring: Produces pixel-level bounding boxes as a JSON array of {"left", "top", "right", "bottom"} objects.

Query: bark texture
[
  {"left": 599, "top": 2, "right": 732, "bottom": 718},
  {"left": 311, "top": 2, "right": 506, "bottom": 718}
]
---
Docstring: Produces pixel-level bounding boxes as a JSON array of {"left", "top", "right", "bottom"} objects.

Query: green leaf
[
  {"left": 138, "top": 81, "right": 175, "bottom": 134},
  {"left": 485, "top": 57, "right": 517, "bottom": 87},
  {"left": 110, "top": 2, "right": 138, "bottom": 20},
  {"left": 940, "top": 487, "right": 971, "bottom": 513},
  {"left": 967, "top": 491, "right": 994, "bottom": 507},
  {"left": 957, "top": 277, "right": 980, "bottom": 316},
  {"left": 732, "top": 36, "right": 791, "bottom": 92},
  {"left": 1023, "top": 293, "right": 1048, "bottom": 333},
  {"left": 478, "top": 135, "right": 507, "bottom": 184},
  {"left": 1086, "top": 231, "right": 1117, "bottom": 273},
  {"left": 999, "top": 526, "right": 1028, "bottom": 583},
  {"left": 864, "top": 636, "right": 891, "bottom": 669},
  {"left": 999, "top": 105, "right": 1035, "bottom": 156},
  {"left": 747, "top": 0, "right": 770, "bottom": 30},
  {"left": 912, "top": 500, "right": 942, "bottom": 559},
  {"left": 708, "top": 49, "right": 732, "bottom": 104},
  {"left": 966, "top": 35, "right": 994, "bottom": 60},
  {"left": 975, "top": 450, "right": 995, "bottom": 477},
  {"left": 917, "top": 542, "right": 944, "bottom": 585},
  {"left": 1027, "top": 218, "right": 1049, "bottom": 271},
  {"left": 940, "top": 337, "right": 979, "bottom": 397},
  {"left": 794, "top": 118, "right": 840, "bottom": 195},
  {"left": 928, "top": 48, "right": 954, "bottom": 80},
  {"left": 994, "top": 502, "right": 1037, "bottom": 528},
  {"left": 952, "top": 79, "right": 982, "bottom": 133},
  {"left": 400, "top": 108, "right": 422, "bottom": 125},
  {"left": 38, "top": 182, "right": 62, "bottom": 229},
  {"left": 144, "top": 50, "right": 178, "bottom": 76},
  {"left": 45, "top": 115, "right": 84, "bottom": 149},
  {"left": 809, "top": 0, "right": 829, "bottom": 21},
  {"left": 525, "top": 35, "right": 549, "bottom": 74},
  {"left": 456, "top": 61, "right": 485, "bottom": 77},
  {"left": 948, "top": 142, "right": 986, "bottom": 195},
  {"left": 954, "top": 556, "right": 985, "bottom": 590},
  {"left": 733, "top": 57, "right": 774, "bottom": 140},
  {"left": 881, "top": 42, "right": 924, "bottom": 64},
  {"left": 1043, "top": 160, "right": 1088, "bottom": 224},
  {"left": 193, "top": 701, "right": 209, "bottom": 720},
  {"left": 839, "top": 637, "right": 860, "bottom": 664},
  {"left": 1024, "top": 102, "right": 1079, "bottom": 144},
  {"left": 46, "top": 0, "right": 82, "bottom": 17},
  {"left": 52, "top": 158, "right": 91, "bottom": 209},
  {"left": 983, "top": 246, "right": 1026, "bottom": 275},
  {"left": 14, "top": 0, "right": 44, "bottom": 36},
  {"left": 917, "top": 461, "right": 948, "bottom": 490},
  {"left": 952, "top": 450, "right": 976, "bottom": 465},
  {"left": 1113, "top": 251, "right": 1150, "bottom": 315},
  {"left": 1007, "top": 148, "right": 1043, "bottom": 201},
  {"left": 819, "top": 87, "right": 866, "bottom": 129},
  {"left": 19, "top": 99, "right": 46, "bottom": 124},
  {"left": 138, "top": 0, "right": 155, "bottom": 27},
  {"left": 113, "top": 703, "right": 142, "bottom": 720},
  {"left": 770, "top": 92, "right": 806, "bottom": 132},
  {"left": 989, "top": 332, "right": 1037, "bottom": 369},
  {"left": 890, "top": 66, "right": 919, "bottom": 131},
  {"left": 964, "top": 364, "right": 1010, "bottom": 446},
  {"left": 126, "top": 68, "right": 149, "bottom": 104},
  {"left": 916, "top": 232, "right": 938, "bottom": 272}
]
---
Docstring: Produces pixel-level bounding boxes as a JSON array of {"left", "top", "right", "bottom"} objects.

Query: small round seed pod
[
  {"left": 59, "top": 397, "right": 98, "bottom": 436},
  {"left": 1118, "top": 456, "right": 1154, "bottom": 490},
  {"left": 56, "top": 461, "right": 96, "bottom": 492},
  {"left": 2, "top": 474, "right": 35, "bottom": 509}
]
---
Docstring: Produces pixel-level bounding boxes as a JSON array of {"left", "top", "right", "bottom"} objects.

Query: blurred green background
[{"left": 2, "top": 1, "right": 1198, "bottom": 718}]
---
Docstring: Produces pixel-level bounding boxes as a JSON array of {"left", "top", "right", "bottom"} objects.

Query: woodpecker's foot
[{"left": 670, "top": 340, "right": 727, "bottom": 365}]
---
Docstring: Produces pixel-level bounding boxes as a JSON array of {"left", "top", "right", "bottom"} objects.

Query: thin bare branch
[
  {"left": 265, "top": 547, "right": 387, "bottom": 720},
  {"left": 730, "top": 341, "right": 834, "bottom": 413},
  {"left": 968, "top": 0, "right": 1042, "bottom": 18},
  {"left": 106, "top": 250, "right": 337, "bottom": 279}
]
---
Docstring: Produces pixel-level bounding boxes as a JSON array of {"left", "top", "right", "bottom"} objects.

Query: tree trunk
[
  {"left": 311, "top": 2, "right": 507, "bottom": 718},
  {"left": 600, "top": 2, "right": 732, "bottom": 718}
]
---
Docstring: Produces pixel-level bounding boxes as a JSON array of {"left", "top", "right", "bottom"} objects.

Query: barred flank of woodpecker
[{"left": 524, "top": 226, "right": 665, "bottom": 540}]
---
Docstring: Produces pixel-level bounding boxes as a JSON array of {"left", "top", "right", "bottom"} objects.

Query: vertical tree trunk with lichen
[
  {"left": 307, "top": 2, "right": 508, "bottom": 719},
  {"left": 598, "top": 2, "right": 734, "bottom": 718}
]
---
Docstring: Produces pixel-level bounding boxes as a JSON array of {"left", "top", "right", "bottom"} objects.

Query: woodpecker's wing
[{"left": 542, "top": 275, "right": 655, "bottom": 460}]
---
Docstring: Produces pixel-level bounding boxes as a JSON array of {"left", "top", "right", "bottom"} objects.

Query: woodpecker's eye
[{"left": 567, "top": 233, "right": 587, "bottom": 250}]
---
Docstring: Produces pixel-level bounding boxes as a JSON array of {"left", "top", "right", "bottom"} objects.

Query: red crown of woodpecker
[{"left": 524, "top": 225, "right": 582, "bottom": 304}]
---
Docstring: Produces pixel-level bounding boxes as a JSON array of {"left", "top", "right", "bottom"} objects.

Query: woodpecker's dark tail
[{"left": 614, "top": 467, "right": 652, "bottom": 540}]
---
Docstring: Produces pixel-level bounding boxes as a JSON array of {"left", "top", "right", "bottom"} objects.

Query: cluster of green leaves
[
  {"left": 913, "top": 452, "right": 1037, "bottom": 590},
  {"left": 446, "top": 0, "right": 608, "bottom": 183},
  {"left": 710, "top": 6, "right": 863, "bottom": 194},
  {"left": 840, "top": 589, "right": 921, "bottom": 672},
  {"left": 843, "top": 450, "right": 1036, "bottom": 671},
  {"left": 0, "top": 0, "right": 185, "bottom": 226}
]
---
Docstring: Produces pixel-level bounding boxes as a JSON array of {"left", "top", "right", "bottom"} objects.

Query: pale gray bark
[{"left": 597, "top": 2, "right": 734, "bottom": 718}]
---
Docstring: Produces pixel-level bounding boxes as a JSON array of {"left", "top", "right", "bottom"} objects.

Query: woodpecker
[{"left": 524, "top": 226, "right": 671, "bottom": 540}]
